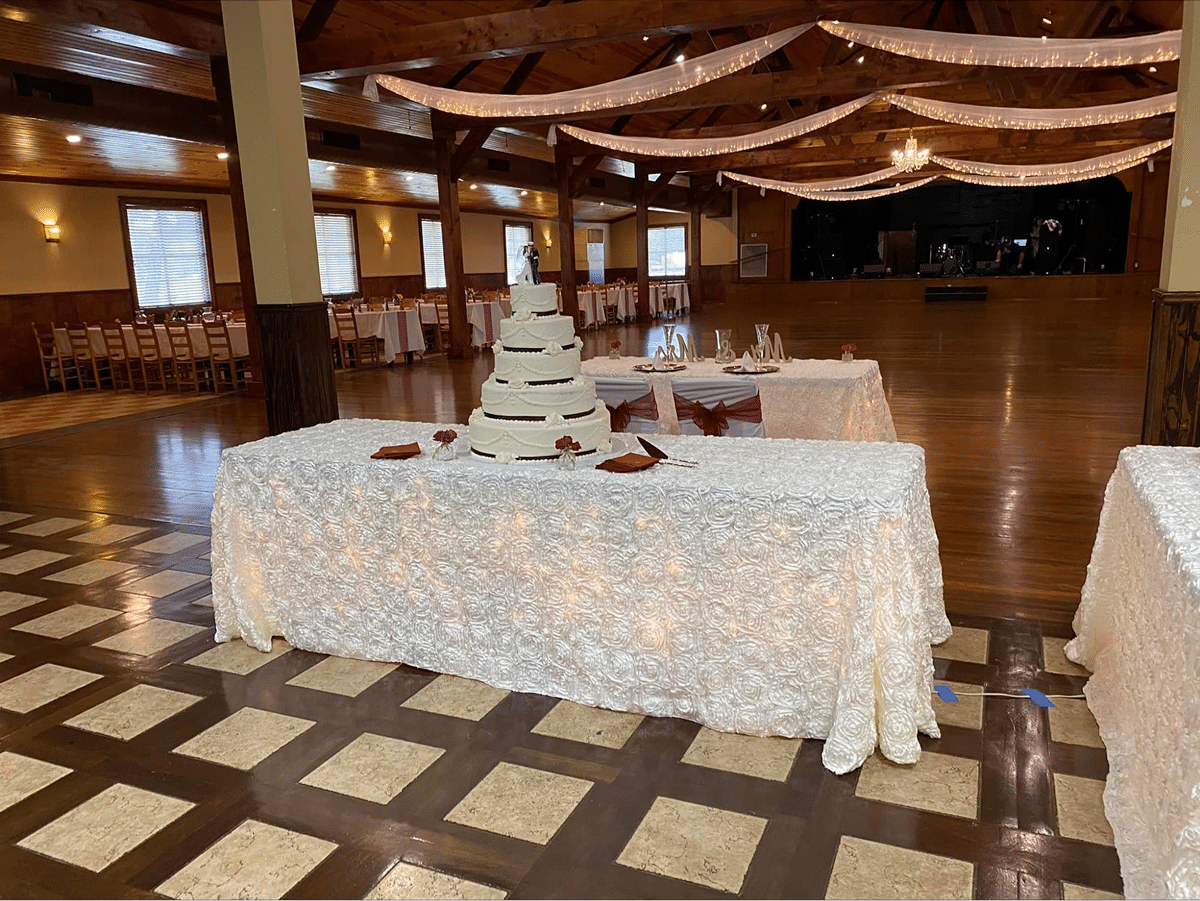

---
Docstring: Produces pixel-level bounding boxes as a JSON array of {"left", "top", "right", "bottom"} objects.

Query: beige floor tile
[
  {"left": 0, "top": 549, "right": 68, "bottom": 575},
  {"left": 45, "top": 558, "right": 134, "bottom": 585},
  {"left": 0, "top": 590, "right": 46, "bottom": 616},
  {"left": 1055, "top": 774, "right": 1114, "bottom": 845},
  {"left": 0, "top": 664, "right": 103, "bottom": 713},
  {"left": 617, "top": 796, "right": 767, "bottom": 894},
  {"left": 186, "top": 639, "right": 292, "bottom": 675},
  {"left": 1044, "top": 637, "right": 1091, "bottom": 676},
  {"left": 681, "top": 727, "right": 802, "bottom": 782},
  {"left": 72, "top": 523, "right": 150, "bottom": 545},
  {"left": 96, "top": 618, "right": 207, "bottom": 656},
  {"left": 0, "top": 652, "right": 11, "bottom": 664},
  {"left": 934, "top": 681, "right": 985, "bottom": 730},
  {"left": 826, "top": 836, "right": 974, "bottom": 899},
  {"left": 174, "top": 707, "right": 314, "bottom": 770},
  {"left": 445, "top": 762, "right": 592, "bottom": 844},
  {"left": 191, "top": 594, "right": 213, "bottom": 607},
  {"left": 0, "top": 511, "right": 32, "bottom": 526},
  {"left": 134, "top": 532, "right": 208, "bottom": 555},
  {"left": 855, "top": 751, "right": 979, "bottom": 819},
  {"left": 932, "top": 627, "right": 989, "bottom": 664},
  {"left": 531, "top": 700, "right": 644, "bottom": 750},
  {"left": 302, "top": 733, "right": 442, "bottom": 803},
  {"left": 19, "top": 783, "right": 193, "bottom": 872},
  {"left": 157, "top": 819, "right": 335, "bottom": 900},
  {"left": 365, "top": 862, "right": 506, "bottom": 900},
  {"left": 401, "top": 675, "right": 509, "bottom": 721},
  {"left": 1063, "top": 882, "right": 1123, "bottom": 899},
  {"left": 286, "top": 657, "right": 396, "bottom": 697},
  {"left": 0, "top": 751, "right": 72, "bottom": 812},
  {"left": 123, "top": 569, "right": 208, "bottom": 598},
  {"left": 66, "top": 684, "right": 202, "bottom": 740},
  {"left": 1049, "top": 698, "right": 1104, "bottom": 748},
  {"left": 14, "top": 604, "right": 121, "bottom": 639},
  {"left": 11, "top": 516, "right": 86, "bottom": 537}
]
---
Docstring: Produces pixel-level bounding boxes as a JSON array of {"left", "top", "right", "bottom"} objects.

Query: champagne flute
[{"left": 662, "top": 324, "right": 676, "bottom": 363}]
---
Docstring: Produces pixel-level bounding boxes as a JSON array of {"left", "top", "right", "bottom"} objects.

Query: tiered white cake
[{"left": 469, "top": 283, "right": 611, "bottom": 461}]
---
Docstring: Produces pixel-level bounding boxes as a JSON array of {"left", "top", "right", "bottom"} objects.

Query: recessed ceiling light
[
  {"left": 470, "top": 183, "right": 478, "bottom": 189},
  {"left": 675, "top": 54, "right": 685, "bottom": 62},
  {"left": 325, "top": 164, "right": 335, "bottom": 171},
  {"left": 521, "top": 189, "right": 528, "bottom": 196},
  {"left": 642, "top": 35, "right": 649, "bottom": 41},
  {"left": 1042, "top": 16, "right": 1052, "bottom": 25},
  {"left": 405, "top": 174, "right": 414, "bottom": 180},
  {"left": 1150, "top": 65, "right": 1158, "bottom": 73},
  {"left": 856, "top": 55, "right": 865, "bottom": 64},
  {"left": 217, "top": 151, "right": 229, "bottom": 160},
  {"left": 66, "top": 134, "right": 81, "bottom": 143},
  {"left": 760, "top": 103, "right": 768, "bottom": 110}
]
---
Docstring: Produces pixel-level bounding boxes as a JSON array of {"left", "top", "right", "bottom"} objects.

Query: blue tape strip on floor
[
  {"left": 1021, "top": 688, "right": 1056, "bottom": 708},
  {"left": 934, "top": 685, "right": 958, "bottom": 703}
]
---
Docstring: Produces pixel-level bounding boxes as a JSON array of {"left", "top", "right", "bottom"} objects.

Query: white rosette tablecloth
[
  {"left": 581, "top": 357, "right": 897, "bottom": 442},
  {"left": 211, "top": 420, "right": 947, "bottom": 774},
  {"left": 1066, "top": 446, "right": 1200, "bottom": 899}
]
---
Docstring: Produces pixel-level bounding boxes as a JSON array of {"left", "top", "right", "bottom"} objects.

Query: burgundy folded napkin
[
  {"left": 371, "top": 442, "right": 421, "bottom": 460},
  {"left": 595, "top": 452, "right": 658, "bottom": 473}
]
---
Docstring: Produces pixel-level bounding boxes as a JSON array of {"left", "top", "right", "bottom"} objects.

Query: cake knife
[{"left": 637, "top": 437, "right": 698, "bottom": 468}]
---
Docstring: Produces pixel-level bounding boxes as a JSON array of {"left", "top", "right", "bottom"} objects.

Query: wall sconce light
[
  {"left": 43, "top": 220, "right": 61, "bottom": 242},
  {"left": 381, "top": 226, "right": 392, "bottom": 245}
]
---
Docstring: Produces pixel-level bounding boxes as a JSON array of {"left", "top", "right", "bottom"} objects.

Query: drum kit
[{"left": 930, "top": 235, "right": 970, "bottom": 277}]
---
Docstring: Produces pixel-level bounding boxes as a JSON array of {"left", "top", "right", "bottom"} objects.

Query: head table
[
  {"left": 1066, "top": 446, "right": 1200, "bottom": 899},
  {"left": 580, "top": 357, "right": 897, "bottom": 442},
  {"left": 211, "top": 419, "right": 948, "bottom": 774}
]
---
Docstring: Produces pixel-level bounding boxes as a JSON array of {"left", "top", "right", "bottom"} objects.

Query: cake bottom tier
[{"left": 468, "top": 402, "right": 611, "bottom": 461}]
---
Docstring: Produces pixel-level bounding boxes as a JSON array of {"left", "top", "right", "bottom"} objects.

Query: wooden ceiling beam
[
  {"left": 297, "top": 0, "right": 867, "bottom": 79},
  {"left": 450, "top": 51, "right": 544, "bottom": 180},
  {"left": 296, "top": 0, "right": 340, "bottom": 43},
  {"left": 2, "top": 0, "right": 224, "bottom": 56}
]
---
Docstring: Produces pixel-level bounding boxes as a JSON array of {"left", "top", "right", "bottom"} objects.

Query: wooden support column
[
  {"left": 220, "top": 0, "right": 336, "bottom": 434},
  {"left": 1143, "top": 0, "right": 1200, "bottom": 446},
  {"left": 689, "top": 184, "right": 704, "bottom": 313},
  {"left": 555, "top": 146, "right": 579, "bottom": 321},
  {"left": 635, "top": 164, "right": 651, "bottom": 323},
  {"left": 433, "top": 129, "right": 470, "bottom": 359}
]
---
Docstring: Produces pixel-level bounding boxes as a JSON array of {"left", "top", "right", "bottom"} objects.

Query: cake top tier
[{"left": 510, "top": 282, "right": 559, "bottom": 318}]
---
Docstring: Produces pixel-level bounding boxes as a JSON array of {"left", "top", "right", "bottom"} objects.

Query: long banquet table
[
  {"left": 418, "top": 301, "right": 504, "bottom": 346},
  {"left": 211, "top": 419, "right": 948, "bottom": 774},
  {"left": 328, "top": 309, "right": 425, "bottom": 360},
  {"left": 54, "top": 322, "right": 249, "bottom": 359},
  {"left": 1066, "top": 446, "right": 1200, "bottom": 899},
  {"left": 581, "top": 357, "right": 897, "bottom": 441}
]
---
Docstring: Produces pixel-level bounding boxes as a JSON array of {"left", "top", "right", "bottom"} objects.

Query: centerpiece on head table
[{"left": 469, "top": 242, "right": 611, "bottom": 462}]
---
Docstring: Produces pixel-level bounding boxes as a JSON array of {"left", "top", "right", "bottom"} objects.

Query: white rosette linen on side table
[
  {"left": 210, "top": 419, "right": 947, "bottom": 774},
  {"left": 1066, "top": 446, "right": 1200, "bottom": 899}
]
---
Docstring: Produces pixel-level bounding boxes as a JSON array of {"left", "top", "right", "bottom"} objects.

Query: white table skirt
[
  {"left": 418, "top": 302, "right": 503, "bottom": 346},
  {"left": 55, "top": 323, "right": 249, "bottom": 359},
  {"left": 1066, "top": 446, "right": 1200, "bottom": 899},
  {"left": 210, "top": 419, "right": 948, "bottom": 774},
  {"left": 329, "top": 310, "right": 425, "bottom": 359},
  {"left": 581, "top": 357, "right": 897, "bottom": 442}
]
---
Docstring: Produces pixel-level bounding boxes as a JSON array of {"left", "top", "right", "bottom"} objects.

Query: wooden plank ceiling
[{"left": 0, "top": 0, "right": 1184, "bottom": 218}]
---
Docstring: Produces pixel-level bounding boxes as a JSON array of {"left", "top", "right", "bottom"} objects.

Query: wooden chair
[
  {"left": 165, "top": 322, "right": 212, "bottom": 392},
  {"left": 64, "top": 322, "right": 111, "bottom": 390},
  {"left": 332, "top": 308, "right": 380, "bottom": 368},
  {"left": 203, "top": 320, "right": 250, "bottom": 393},
  {"left": 31, "top": 322, "right": 78, "bottom": 392},
  {"left": 434, "top": 300, "right": 451, "bottom": 351},
  {"left": 99, "top": 322, "right": 143, "bottom": 391},
  {"left": 133, "top": 322, "right": 173, "bottom": 392}
]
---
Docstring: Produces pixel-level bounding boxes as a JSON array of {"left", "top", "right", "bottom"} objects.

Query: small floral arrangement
[
  {"left": 610, "top": 340, "right": 621, "bottom": 350},
  {"left": 841, "top": 343, "right": 858, "bottom": 354},
  {"left": 432, "top": 429, "right": 458, "bottom": 462},
  {"left": 433, "top": 429, "right": 458, "bottom": 445},
  {"left": 555, "top": 435, "right": 582, "bottom": 452}
]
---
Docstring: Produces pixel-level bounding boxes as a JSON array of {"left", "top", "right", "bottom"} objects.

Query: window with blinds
[
  {"left": 121, "top": 201, "right": 214, "bottom": 309},
  {"left": 420, "top": 216, "right": 447, "bottom": 290},
  {"left": 313, "top": 211, "right": 360, "bottom": 296},
  {"left": 504, "top": 221, "right": 533, "bottom": 285},
  {"left": 648, "top": 224, "right": 687, "bottom": 277}
]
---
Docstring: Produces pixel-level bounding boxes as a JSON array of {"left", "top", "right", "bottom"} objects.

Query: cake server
[{"left": 637, "top": 437, "right": 698, "bottom": 468}]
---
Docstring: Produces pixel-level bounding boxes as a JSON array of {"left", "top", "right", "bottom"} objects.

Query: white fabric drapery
[
  {"left": 549, "top": 93, "right": 879, "bottom": 155},
  {"left": 890, "top": 92, "right": 1177, "bottom": 129},
  {"left": 721, "top": 169, "right": 936, "bottom": 200},
  {"left": 819, "top": 20, "right": 1181, "bottom": 68},
  {"left": 935, "top": 139, "right": 1172, "bottom": 180},
  {"left": 373, "top": 24, "right": 812, "bottom": 117}
]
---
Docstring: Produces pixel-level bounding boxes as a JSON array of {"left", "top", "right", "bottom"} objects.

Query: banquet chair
[
  {"left": 133, "top": 322, "right": 173, "bottom": 392},
  {"left": 663, "top": 284, "right": 678, "bottom": 318},
  {"left": 100, "top": 321, "right": 144, "bottom": 392},
  {"left": 333, "top": 308, "right": 380, "bottom": 368},
  {"left": 64, "top": 322, "right": 111, "bottom": 390},
  {"left": 31, "top": 322, "right": 78, "bottom": 392},
  {"left": 203, "top": 320, "right": 250, "bottom": 393},
  {"left": 165, "top": 322, "right": 213, "bottom": 392},
  {"left": 593, "top": 377, "right": 660, "bottom": 434},
  {"left": 603, "top": 290, "right": 620, "bottom": 326},
  {"left": 671, "top": 379, "right": 766, "bottom": 438},
  {"left": 434, "top": 301, "right": 451, "bottom": 351}
]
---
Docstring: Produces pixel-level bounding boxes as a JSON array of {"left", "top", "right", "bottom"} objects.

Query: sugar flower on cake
[
  {"left": 508, "top": 379, "right": 526, "bottom": 390},
  {"left": 542, "top": 342, "right": 563, "bottom": 356},
  {"left": 555, "top": 436, "right": 582, "bottom": 452},
  {"left": 598, "top": 438, "right": 612, "bottom": 453},
  {"left": 495, "top": 452, "right": 514, "bottom": 464},
  {"left": 547, "top": 413, "right": 566, "bottom": 425},
  {"left": 492, "top": 341, "right": 503, "bottom": 353}
]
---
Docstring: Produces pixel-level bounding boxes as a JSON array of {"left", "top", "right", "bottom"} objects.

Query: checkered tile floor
[
  {"left": 0, "top": 392, "right": 212, "bottom": 441},
  {"left": 0, "top": 507, "right": 1123, "bottom": 899}
]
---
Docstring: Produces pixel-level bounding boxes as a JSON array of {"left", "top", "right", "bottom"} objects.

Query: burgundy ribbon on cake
[
  {"left": 672, "top": 393, "right": 763, "bottom": 437},
  {"left": 606, "top": 391, "right": 660, "bottom": 431}
]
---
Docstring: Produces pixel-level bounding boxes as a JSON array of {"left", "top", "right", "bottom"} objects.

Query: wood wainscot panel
[
  {"left": 1143, "top": 289, "right": 1200, "bottom": 446},
  {"left": 256, "top": 301, "right": 339, "bottom": 434}
]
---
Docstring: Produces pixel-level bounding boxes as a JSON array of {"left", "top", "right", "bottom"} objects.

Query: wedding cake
[{"left": 469, "top": 280, "right": 611, "bottom": 462}]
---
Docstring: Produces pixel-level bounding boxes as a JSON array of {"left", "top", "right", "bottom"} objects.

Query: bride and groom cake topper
[{"left": 516, "top": 242, "right": 540, "bottom": 285}]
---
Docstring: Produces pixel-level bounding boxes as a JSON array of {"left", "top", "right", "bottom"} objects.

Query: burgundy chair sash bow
[
  {"left": 606, "top": 391, "right": 660, "bottom": 431},
  {"left": 672, "top": 393, "right": 763, "bottom": 437}
]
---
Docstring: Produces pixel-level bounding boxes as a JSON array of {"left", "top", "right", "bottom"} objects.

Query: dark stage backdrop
[{"left": 790, "top": 175, "right": 1132, "bottom": 280}]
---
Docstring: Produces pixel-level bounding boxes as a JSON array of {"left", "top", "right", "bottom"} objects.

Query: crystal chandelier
[{"left": 891, "top": 131, "right": 930, "bottom": 172}]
